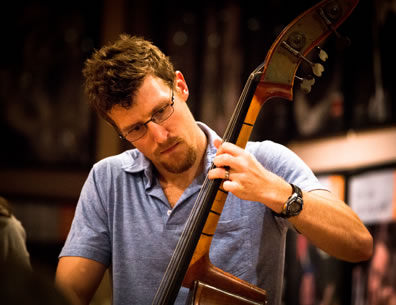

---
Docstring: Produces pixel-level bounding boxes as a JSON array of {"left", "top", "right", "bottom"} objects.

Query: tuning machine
[
  {"left": 281, "top": 34, "right": 325, "bottom": 78},
  {"left": 316, "top": 46, "right": 328, "bottom": 62},
  {"left": 317, "top": 1, "right": 351, "bottom": 48},
  {"left": 295, "top": 75, "right": 315, "bottom": 94}
]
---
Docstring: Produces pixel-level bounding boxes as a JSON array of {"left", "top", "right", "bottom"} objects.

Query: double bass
[{"left": 152, "top": 0, "right": 359, "bottom": 304}]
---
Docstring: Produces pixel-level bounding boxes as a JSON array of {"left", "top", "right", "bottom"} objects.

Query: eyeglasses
[{"left": 120, "top": 90, "right": 175, "bottom": 142}]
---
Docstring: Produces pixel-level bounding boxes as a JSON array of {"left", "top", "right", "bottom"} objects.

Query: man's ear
[{"left": 174, "top": 71, "right": 189, "bottom": 101}]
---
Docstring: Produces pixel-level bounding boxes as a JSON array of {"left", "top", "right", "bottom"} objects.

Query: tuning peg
[
  {"left": 312, "top": 63, "right": 324, "bottom": 77},
  {"left": 316, "top": 46, "right": 328, "bottom": 62},
  {"left": 295, "top": 75, "right": 315, "bottom": 94},
  {"left": 318, "top": 7, "right": 351, "bottom": 48},
  {"left": 281, "top": 41, "right": 325, "bottom": 77}
]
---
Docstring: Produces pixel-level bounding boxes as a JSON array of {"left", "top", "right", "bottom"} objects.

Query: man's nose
[{"left": 146, "top": 121, "right": 168, "bottom": 142}]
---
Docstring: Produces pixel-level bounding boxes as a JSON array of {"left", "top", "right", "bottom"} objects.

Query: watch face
[
  {"left": 289, "top": 202, "right": 301, "bottom": 213},
  {"left": 287, "top": 195, "right": 303, "bottom": 215},
  {"left": 277, "top": 184, "right": 303, "bottom": 218}
]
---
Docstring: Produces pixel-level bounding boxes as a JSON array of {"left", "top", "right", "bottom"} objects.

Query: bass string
[
  {"left": 152, "top": 62, "right": 265, "bottom": 305},
  {"left": 223, "top": 62, "right": 264, "bottom": 144},
  {"left": 152, "top": 177, "right": 219, "bottom": 303},
  {"left": 161, "top": 63, "right": 264, "bottom": 282},
  {"left": 164, "top": 72, "right": 261, "bottom": 275}
]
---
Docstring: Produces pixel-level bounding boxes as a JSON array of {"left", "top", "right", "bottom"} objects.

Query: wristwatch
[{"left": 275, "top": 183, "right": 303, "bottom": 218}]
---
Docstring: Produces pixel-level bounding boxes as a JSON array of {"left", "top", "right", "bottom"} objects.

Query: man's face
[{"left": 108, "top": 74, "right": 202, "bottom": 174}]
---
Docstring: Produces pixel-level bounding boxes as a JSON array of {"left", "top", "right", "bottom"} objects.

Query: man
[
  {"left": 0, "top": 196, "right": 31, "bottom": 270},
  {"left": 55, "top": 34, "right": 372, "bottom": 305},
  {"left": 1, "top": 196, "right": 71, "bottom": 305}
]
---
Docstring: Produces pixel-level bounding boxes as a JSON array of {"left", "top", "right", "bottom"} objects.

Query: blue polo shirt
[{"left": 59, "top": 122, "right": 323, "bottom": 305}]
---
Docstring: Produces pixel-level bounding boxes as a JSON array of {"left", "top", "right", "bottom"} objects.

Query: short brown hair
[{"left": 82, "top": 34, "right": 175, "bottom": 123}]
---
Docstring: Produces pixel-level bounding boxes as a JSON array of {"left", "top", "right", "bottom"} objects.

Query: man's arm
[
  {"left": 288, "top": 188, "right": 373, "bottom": 262},
  {"left": 208, "top": 140, "right": 373, "bottom": 262},
  {"left": 55, "top": 257, "right": 107, "bottom": 305}
]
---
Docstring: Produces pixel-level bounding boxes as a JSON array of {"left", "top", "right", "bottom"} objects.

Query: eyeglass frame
[{"left": 119, "top": 89, "right": 175, "bottom": 142}]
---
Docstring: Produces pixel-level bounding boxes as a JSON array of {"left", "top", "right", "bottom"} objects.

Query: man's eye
[
  {"left": 156, "top": 107, "right": 166, "bottom": 115},
  {"left": 131, "top": 125, "right": 143, "bottom": 132}
]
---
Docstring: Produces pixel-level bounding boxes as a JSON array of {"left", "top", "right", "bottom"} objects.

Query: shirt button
[{"left": 167, "top": 210, "right": 171, "bottom": 216}]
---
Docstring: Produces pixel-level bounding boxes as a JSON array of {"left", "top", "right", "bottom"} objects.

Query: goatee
[{"left": 158, "top": 138, "right": 197, "bottom": 174}]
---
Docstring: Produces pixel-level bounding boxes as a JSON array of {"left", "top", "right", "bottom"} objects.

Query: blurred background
[{"left": 0, "top": 0, "right": 395, "bottom": 304}]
